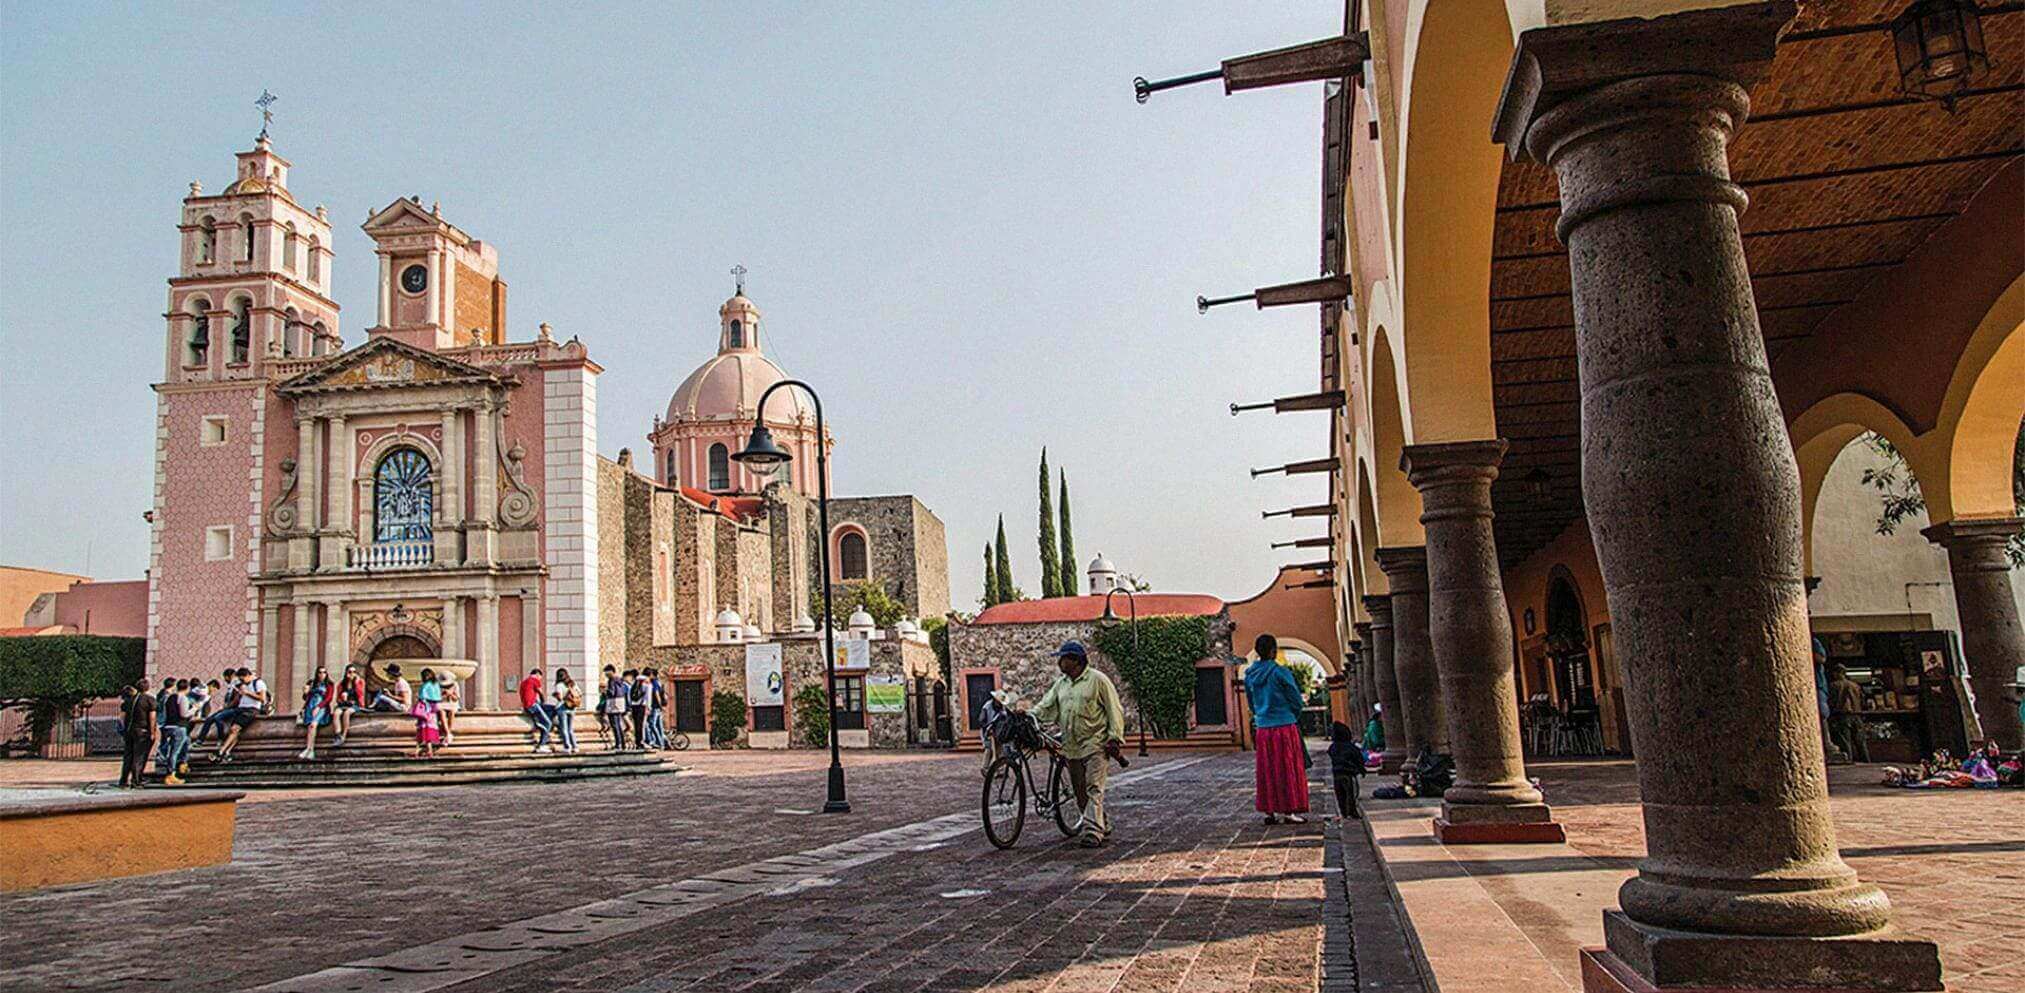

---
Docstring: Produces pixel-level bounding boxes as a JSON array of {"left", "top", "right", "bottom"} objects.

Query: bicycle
[
  {"left": 669, "top": 729, "right": 690, "bottom": 751},
  {"left": 980, "top": 711, "right": 1127, "bottom": 849}
]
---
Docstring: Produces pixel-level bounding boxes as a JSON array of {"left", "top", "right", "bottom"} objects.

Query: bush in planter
[
  {"left": 793, "top": 684, "right": 830, "bottom": 749},
  {"left": 709, "top": 690, "right": 747, "bottom": 747},
  {"left": 0, "top": 635, "right": 145, "bottom": 751}
]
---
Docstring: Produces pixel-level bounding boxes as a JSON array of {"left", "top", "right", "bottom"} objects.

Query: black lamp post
[
  {"left": 734, "top": 381, "right": 848, "bottom": 814},
  {"left": 1098, "top": 587, "right": 1149, "bottom": 757}
]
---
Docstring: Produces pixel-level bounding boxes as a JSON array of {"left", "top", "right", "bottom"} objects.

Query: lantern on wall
[{"left": 1891, "top": 0, "right": 1991, "bottom": 110}]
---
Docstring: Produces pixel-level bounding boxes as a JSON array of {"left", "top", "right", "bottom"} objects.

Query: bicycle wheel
[
  {"left": 1048, "top": 757, "right": 1080, "bottom": 838},
  {"left": 670, "top": 731, "right": 690, "bottom": 751},
  {"left": 982, "top": 757, "right": 1026, "bottom": 849}
]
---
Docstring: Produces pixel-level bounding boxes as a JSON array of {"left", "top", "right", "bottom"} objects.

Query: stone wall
[
  {"left": 640, "top": 633, "right": 935, "bottom": 748},
  {"left": 946, "top": 610, "right": 1234, "bottom": 737},
  {"left": 830, "top": 495, "right": 950, "bottom": 621}
]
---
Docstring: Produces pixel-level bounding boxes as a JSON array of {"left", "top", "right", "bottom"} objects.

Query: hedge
[
  {"left": 1092, "top": 616, "right": 1210, "bottom": 739},
  {"left": 0, "top": 635, "right": 146, "bottom": 706}
]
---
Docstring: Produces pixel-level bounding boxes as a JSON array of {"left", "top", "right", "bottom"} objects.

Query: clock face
[{"left": 400, "top": 264, "right": 429, "bottom": 294}]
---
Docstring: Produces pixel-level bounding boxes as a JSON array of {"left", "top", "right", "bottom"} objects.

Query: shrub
[
  {"left": 828, "top": 580, "right": 907, "bottom": 628},
  {"left": 709, "top": 690, "right": 746, "bottom": 747},
  {"left": 1092, "top": 616, "right": 1209, "bottom": 739},
  {"left": 793, "top": 683, "right": 830, "bottom": 749}
]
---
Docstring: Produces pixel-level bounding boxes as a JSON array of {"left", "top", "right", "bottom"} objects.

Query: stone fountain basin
[{"left": 370, "top": 658, "right": 479, "bottom": 686}]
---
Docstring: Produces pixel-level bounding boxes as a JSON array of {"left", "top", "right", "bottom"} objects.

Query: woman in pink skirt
[{"left": 1245, "top": 634, "right": 1310, "bottom": 824}]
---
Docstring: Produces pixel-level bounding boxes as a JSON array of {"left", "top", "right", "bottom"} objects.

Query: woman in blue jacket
[{"left": 1245, "top": 633, "right": 1310, "bottom": 824}]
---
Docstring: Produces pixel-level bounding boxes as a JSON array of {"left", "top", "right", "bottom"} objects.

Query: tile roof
[{"left": 972, "top": 594, "right": 1224, "bottom": 626}]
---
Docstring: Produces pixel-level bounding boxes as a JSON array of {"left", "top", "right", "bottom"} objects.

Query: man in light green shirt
[{"left": 1028, "top": 640, "right": 1126, "bottom": 846}]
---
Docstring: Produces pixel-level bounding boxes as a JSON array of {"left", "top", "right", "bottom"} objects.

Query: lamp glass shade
[
  {"left": 1099, "top": 603, "right": 1121, "bottom": 626},
  {"left": 1892, "top": 0, "right": 1989, "bottom": 105},
  {"left": 733, "top": 424, "right": 792, "bottom": 467}
]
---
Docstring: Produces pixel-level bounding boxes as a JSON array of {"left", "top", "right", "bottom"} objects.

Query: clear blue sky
[{"left": 1, "top": 2, "right": 1339, "bottom": 609}]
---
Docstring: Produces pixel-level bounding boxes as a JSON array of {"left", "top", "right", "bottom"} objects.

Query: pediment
[
  {"left": 363, "top": 198, "right": 454, "bottom": 234},
  {"left": 277, "top": 335, "right": 501, "bottom": 394}
]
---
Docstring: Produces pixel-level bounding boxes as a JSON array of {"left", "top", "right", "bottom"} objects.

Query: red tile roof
[
  {"left": 678, "top": 487, "right": 764, "bottom": 524},
  {"left": 973, "top": 594, "right": 1224, "bottom": 626}
]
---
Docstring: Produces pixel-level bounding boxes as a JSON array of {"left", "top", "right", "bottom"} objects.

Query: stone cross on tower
[
  {"left": 731, "top": 264, "right": 748, "bottom": 296},
  {"left": 256, "top": 90, "right": 278, "bottom": 139}
]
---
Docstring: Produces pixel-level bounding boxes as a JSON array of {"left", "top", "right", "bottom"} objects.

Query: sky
[{"left": 0, "top": 2, "right": 1341, "bottom": 610}]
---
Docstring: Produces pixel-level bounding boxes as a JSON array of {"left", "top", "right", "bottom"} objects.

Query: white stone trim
[
  {"left": 145, "top": 394, "right": 170, "bottom": 676},
  {"left": 244, "top": 386, "right": 266, "bottom": 665},
  {"left": 543, "top": 364, "right": 600, "bottom": 689}
]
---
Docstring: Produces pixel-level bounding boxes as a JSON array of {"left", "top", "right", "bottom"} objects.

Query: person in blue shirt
[{"left": 1244, "top": 634, "right": 1310, "bottom": 824}]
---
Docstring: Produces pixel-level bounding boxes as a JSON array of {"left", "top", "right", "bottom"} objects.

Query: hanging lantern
[{"left": 1891, "top": 0, "right": 1991, "bottom": 110}]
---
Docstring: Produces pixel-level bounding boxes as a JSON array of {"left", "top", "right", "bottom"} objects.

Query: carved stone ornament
[
  {"left": 499, "top": 436, "right": 539, "bottom": 528},
  {"left": 266, "top": 457, "right": 300, "bottom": 533}
]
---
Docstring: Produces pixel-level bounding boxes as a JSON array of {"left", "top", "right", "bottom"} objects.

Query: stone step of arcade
[{"left": 179, "top": 749, "right": 676, "bottom": 788}]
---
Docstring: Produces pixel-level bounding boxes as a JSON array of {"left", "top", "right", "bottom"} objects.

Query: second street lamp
[
  {"left": 734, "top": 380, "right": 849, "bottom": 814},
  {"left": 1099, "top": 587, "right": 1150, "bottom": 757}
]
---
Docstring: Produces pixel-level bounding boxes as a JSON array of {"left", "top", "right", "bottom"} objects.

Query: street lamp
[
  {"left": 734, "top": 380, "right": 848, "bottom": 814},
  {"left": 1099, "top": 587, "right": 1150, "bottom": 757}
]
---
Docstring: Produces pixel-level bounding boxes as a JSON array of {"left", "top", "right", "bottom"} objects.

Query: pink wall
[
  {"left": 155, "top": 386, "right": 261, "bottom": 684},
  {"left": 50, "top": 580, "right": 148, "bottom": 637}
]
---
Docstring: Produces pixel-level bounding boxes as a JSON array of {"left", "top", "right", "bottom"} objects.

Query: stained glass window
[{"left": 374, "top": 449, "right": 434, "bottom": 543}]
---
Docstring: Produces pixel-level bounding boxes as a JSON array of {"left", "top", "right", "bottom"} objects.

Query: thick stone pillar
[
  {"left": 1361, "top": 597, "right": 1406, "bottom": 769},
  {"left": 476, "top": 593, "right": 501, "bottom": 709},
  {"left": 1376, "top": 547, "right": 1448, "bottom": 756},
  {"left": 467, "top": 401, "right": 497, "bottom": 566},
  {"left": 290, "top": 599, "right": 313, "bottom": 685},
  {"left": 1405, "top": 440, "right": 1561, "bottom": 843},
  {"left": 1496, "top": 5, "right": 1939, "bottom": 989},
  {"left": 1345, "top": 637, "right": 1367, "bottom": 722},
  {"left": 1353, "top": 622, "right": 1377, "bottom": 726},
  {"left": 1924, "top": 518, "right": 2025, "bottom": 750},
  {"left": 296, "top": 418, "right": 320, "bottom": 532},
  {"left": 437, "top": 407, "right": 463, "bottom": 565},
  {"left": 323, "top": 600, "right": 348, "bottom": 675}
]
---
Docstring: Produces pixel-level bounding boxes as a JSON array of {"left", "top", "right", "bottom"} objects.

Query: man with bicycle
[{"left": 1027, "top": 640, "right": 1126, "bottom": 847}]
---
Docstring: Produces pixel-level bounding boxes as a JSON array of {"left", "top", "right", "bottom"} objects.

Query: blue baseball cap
[{"left": 1055, "top": 640, "right": 1088, "bottom": 660}]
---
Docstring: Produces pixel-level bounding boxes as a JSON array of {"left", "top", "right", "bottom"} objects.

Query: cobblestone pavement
[
  {"left": 0, "top": 750, "right": 1330, "bottom": 993},
  {"left": 1531, "top": 759, "right": 2025, "bottom": 993}
]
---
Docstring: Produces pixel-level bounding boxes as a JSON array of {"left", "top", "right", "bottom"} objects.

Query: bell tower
[
  {"left": 165, "top": 134, "right": 339, "bottom": 383},
  {"left": 362, "top": 198, "right": 508, "bottom": 352}
]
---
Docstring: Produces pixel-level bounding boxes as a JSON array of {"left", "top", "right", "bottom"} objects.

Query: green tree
[
  {"left": 1092, "top": 616, "right": 1210, "bottom": 739},
  {"left": 832, "top": 579, "right": 907, "bottom": 627},
  {"left": 982, "top": 544, "right": 999, "bottom": 608},
  {"left": 994, "top": 516, "right": 1015, "bottom": 604},
  {"left": 793, "top": 684, "right": 830, "bottom": 748},
  {"left": 1038, "top": 449, "right": 1060, "bottom": 597},
  {"left": 0, "top": 635, "right": 145, "bottom": 750},
  {"left": 1862, "top": 425, "right": 2025, "bottom": 567},
  {"left": 1058, "top": 471, "right": 1077, "bottom": 596}
]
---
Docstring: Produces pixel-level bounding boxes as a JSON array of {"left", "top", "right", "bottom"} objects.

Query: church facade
[{"left": 146, "top": 137, "right": 949, "bottom": 739}]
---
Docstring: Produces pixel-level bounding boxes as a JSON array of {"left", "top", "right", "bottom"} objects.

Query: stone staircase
[{"left": 177, "top": 710, "right": 679, "bottom": 787}]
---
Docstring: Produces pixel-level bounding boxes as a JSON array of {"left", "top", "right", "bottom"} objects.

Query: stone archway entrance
[{"left": 352, "top": 622, "right": 441, "bottom": 690}]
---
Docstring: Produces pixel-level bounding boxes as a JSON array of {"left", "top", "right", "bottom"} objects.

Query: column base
[
  {"left": 1379, "top": 748, "right": 1410, "bottom": 773},
  {"left": 1582, "top": 911, "right": 1941, "bottom": 992},
  {"left": 1433, "top": 800, "right": 1566, "bottom": 844}
]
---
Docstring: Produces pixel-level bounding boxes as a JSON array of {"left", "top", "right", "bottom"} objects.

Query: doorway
[
  {"left": 1193, "top": 665, "right": 1228, "bottom": 726},
  {"left": 672, "top": 679, "right": 707, "bottom": 734}
]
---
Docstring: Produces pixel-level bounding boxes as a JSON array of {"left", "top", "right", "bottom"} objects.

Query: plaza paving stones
[
  {"left": 0, "top": 750, "right": 1335, "bottom": 993},
  {"left": 1363, "top": 759, "right": 2024, "bottom": 993}
]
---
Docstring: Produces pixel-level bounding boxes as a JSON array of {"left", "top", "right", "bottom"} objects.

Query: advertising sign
[
  {"left": 745, "top": 643, "right": 784, "bottom": 705},
  {"left": 866, "top": 675, "right": 905, "bottom": 714},
  {"left": 834, "top": 637, "right": 871, "bottom": 671}
]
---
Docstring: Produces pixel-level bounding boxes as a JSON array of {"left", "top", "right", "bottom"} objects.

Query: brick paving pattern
[
  {"left": 0, "top": 751, "right": 1328, "bottom": 993},
  {"left": 1534, "top": 759, "right": 2025, "bottom": 993}
]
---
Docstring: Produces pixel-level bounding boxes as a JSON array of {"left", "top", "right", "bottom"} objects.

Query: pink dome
[{"left": 664, "top": 350, "right": 812, "bottom": 424}]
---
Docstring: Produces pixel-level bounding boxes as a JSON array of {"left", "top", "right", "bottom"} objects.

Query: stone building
[
  {"left": 947, "top": 557, "right": 1235, "bottom": 746},
  {"left": 145, "top": 135, "right": 950, "bottom": 741}
]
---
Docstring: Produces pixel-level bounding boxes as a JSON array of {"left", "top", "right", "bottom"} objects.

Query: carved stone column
[
  {"left": 1405, "top": 439, "right": 1561, "bottom": 843},
  {"left": 260, "top": 601, "right": 281, "bottom": 692},
  {"left": 1353, "top": 622, "right": 1377, "bottom": 726},
  {"left": 323, "top": 600, "right": 348, "bottom": 675},
  {"left": 1345, "top": 637, "right": 1366, "bottom": 722},
  {"left": 476, "top": 593, "right": 501, "bottom": 709},
  {"left": 1924, "top": 518, "right": 2025, "bottom": 750},
  {"left": 1376, "top": 546, "right": 1447, "bottom": 756},
  {"left": 1360, "top": 596, "right": 1406, "bottom": 769},
  {"left": 321, "top": 414, "right": 351, "bottom": 569},
  {"left": 437, "top": 407, "right": 463, "bottom": 565},
  {"left": 443, "top": 596, "right": 466, "bottom": 659},
  {"left": 1496, "top": 5, "right": 1939, "bottom": 988},
  {"left": 296, "top": 418, "right": 320, "bottom": 534},
  {"left": 467, "top": 401, "right": 497, "bottom": 566},
  {"left": 290, "top": 599, "right": 314, "bottom": 685}
]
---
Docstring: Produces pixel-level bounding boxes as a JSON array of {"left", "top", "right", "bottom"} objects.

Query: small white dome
[
  {"left": 847, "top": 606, "right": 875, "bottom": 630},
  {"left": 714, "top": 607, "right": 743, "bottom": 627},
  {"left": 792, "top": 613, "right": 816, "bottom": 633},
  {"left": 1087, "top": 553, "right": 1117, "bottom": 574},
  {"left": 742, "top": 623, "right": 763, "bottom": 641},
  {"left": 894, "top": 619, "right": 919, "bottom": 636}
]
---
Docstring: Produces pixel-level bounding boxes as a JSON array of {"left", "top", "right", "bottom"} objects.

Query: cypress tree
[
  {"left": 994, "top": 516, "right": 1015, "bottom": 604},
  {"left": 982, "top": 544, "right": 999, "bottom": 607},
  {"left": 1038, "top": 449, "right": 1060, "bottom": 597},
  {"left": 1058, "top": 471, "right": 1077, "bottom": 596}
]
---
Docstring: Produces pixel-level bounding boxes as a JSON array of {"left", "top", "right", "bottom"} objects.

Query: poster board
[
  {"left": 834, "top": 638, "right": 871, "bottom": 671},
  {"left": 745, "top": 643, "right": 784, "bottom": 706},
  {"left": 866, "top": 675, "right": 905, "bottom": 714}
]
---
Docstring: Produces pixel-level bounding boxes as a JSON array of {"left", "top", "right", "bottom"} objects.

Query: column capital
[
  {"left": 1401, "top": 438, "right": 1507, "bottom": 483},
  {"left": 1360, "top": 595, "right": 1393, "bottom": 627},
  {"left": 1352, "top": 621, "right": 1372, "bottom": 640},
  {"left": 1921, "top": 517, "right": 2023, "bottom": 557},
  {"left": 1374, "top": 545, "right": 1429, "bottom": 592},
  {"left": 1492, "top": 1, "right": 1795, "bottom": 154}
]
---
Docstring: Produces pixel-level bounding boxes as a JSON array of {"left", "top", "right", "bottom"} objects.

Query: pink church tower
[
  {"left": 149, "top": 134, "right": 340, "bottom": 679},
  {"left": 649, "top": 275, "right": 831, "bottom": 499}
]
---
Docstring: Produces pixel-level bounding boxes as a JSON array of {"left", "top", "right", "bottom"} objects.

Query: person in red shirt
[{"left": 519, "top": 669, "right": 555, "bottom": 754}]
